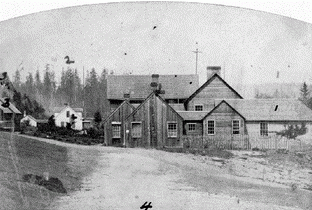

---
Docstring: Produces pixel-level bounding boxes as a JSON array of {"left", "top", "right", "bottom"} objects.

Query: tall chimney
[
  {"left": 123, "top": 93, "right": 130, "bottom": 100},
  {"left": 150, "top": 74, "right": 159, "bottom": 92},
  {"left": 207, "top": 66, "right": 221, "bottom": 80}
]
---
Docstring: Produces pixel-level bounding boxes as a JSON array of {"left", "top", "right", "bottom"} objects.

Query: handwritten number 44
[{"left": 140, "top": 202, "right": 152, "bottom": 209}]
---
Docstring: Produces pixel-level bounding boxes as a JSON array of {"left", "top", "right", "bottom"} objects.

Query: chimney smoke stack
[
  {"left": 207, "top": 66, "right": 221, "bottom": 80},
  {"left": 150, "top": 74, "right": 159, "bottom": 92}
]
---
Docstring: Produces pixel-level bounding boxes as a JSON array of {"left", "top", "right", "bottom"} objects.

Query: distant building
[
  {"left": 52, "top": 104, "right": 83, "bottom": 130},
  {"left": 20, "top": 114, "right": 48, "bottom": 127},
  {"left": 0, "top": 98, "right": 22, "bottom": 129}
]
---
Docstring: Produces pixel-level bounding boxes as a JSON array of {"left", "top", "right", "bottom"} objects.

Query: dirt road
[
  {"left": 1, "top": 134, "right": 311, "bottom": 210},
  {"left": 47, "top": 146, "right": 310, "bottom": 210}
]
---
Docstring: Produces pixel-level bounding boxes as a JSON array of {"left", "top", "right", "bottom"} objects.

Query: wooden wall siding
[
  {"left": 187, "top": 77, "right": 241, "bottom": 111},
  {"left": 203, "top": 102, "right": 245, "bottom": 137},
  {"left": 126, "top": 94, "right": 183, "bottom": 148},
  {"left": 183, "top": 122, "right": 203, "bottom": 135},
  {"left": 104, "top": 102, "right": 134, "bottom": 146},
  {"left": 245, "top": 121, "right": 312, "bottom": 137}
]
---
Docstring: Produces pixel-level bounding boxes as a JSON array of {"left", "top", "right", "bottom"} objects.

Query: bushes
[{"left": 28, "top": 122, "right": 103, "bottom": 145}]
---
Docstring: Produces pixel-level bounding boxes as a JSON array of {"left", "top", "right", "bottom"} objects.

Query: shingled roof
[
  {"left": 107, "top": 74, "right": 199, "bottom": 100},
  {"left": 177, "top": 111, "right": 209, "bottom": 121},
  {"left": 218, "top": 99, "right": 312, "bottom": 122},
  {"left": 0, "top": 98, "right": 22, "bottom": 114},
  {"left": 53, "top": 106, "right": 83, "bottom": 113}
]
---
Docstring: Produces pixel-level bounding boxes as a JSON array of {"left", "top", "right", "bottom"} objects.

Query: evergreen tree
[
  {"left": 13, "top": 69, "right": 21, "bottom": 91},
  {"left": 99, "top": 68, "right": 109, "bottom": 118},
  {"left": 84, "top": 68, "right": 99, "bottom": 117},
  {"left": 94, "top": 110, "right": 102, "bottom": 128},
  {"left": 299, "top": 82, "right": 309, "bottom": 105},
  {"left": 25, "top": 73, "right": 34, "bottom": 98}
]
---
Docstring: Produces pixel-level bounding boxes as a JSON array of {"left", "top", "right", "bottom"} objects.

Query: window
[
  {"left": 167, "top": 122, "right": 177, "bottom": 137},
  {"left": 232, "top": 120, "right": 240, "bottom": 134},
  {"left": 66, "top": 111, "right": 70, "bottom": 118},
  {"left": 112, "top": 122, "right": 121, "bottom": 138},
  {"left": 131, "top": 122, "right": 142, "bottom": 138},
  {"left": 207, "top": 120, "right": 215, "bottom": 135},
  {"left": 61, "top": 121, "right": 65, "bottom": 127},
  {"left": 188, "top": 123, "right": 196, "bottom": 131},
  {"left": 260, "top": 122, "right": 268, "bottom": 136},
  {"left": 194, "top": 105, "right": 203, "bottom": 111}
]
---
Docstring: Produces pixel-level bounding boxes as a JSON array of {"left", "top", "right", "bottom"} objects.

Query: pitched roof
[
  {"left": 177, "top": 111, "right": 209, "bottom": 121},
  {"left": 169, "top": 104, "right": 185, "bottom": 111},
  {"left": 21, "top": 115, "right": 48, "bottom": 123},
  {"left": 53, "top": 106, "right": 83, "bottom": 114},
  {"left": 219, "top": 99, "right": 312, "bottom": 122},
  {"left": 125, "top": 92, "right": 183, "bottom": 121},
  {"left": 203, "top": 100, "right": 245, "bottom": 120},
  {"left": 0, "top": 98, "right": 22, "bottom": 114},
  {"left": 103, "top": 100, "right": 135, "bottom": 123},
  {"left": 184, "top": 73, "right": 243, "bottom": 106},
  {"left": 107, "top": 74, "right": 199, "bottom": 100}
]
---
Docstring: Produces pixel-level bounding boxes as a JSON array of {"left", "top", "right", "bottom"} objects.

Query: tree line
[{"left": 12, "top": 65, "right": 110, "bottom": 119}]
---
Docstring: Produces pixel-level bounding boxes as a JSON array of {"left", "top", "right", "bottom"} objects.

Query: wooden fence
[
  {"left": 0, "top": 121, "right": 14, "bottom": 129},
  {"left": 181, "top": 134, "right": 307, "bottom": 151}
]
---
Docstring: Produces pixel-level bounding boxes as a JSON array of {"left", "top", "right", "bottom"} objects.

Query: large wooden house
[{"left": 103, "top": 66, "right": 312, "bottom": 148}]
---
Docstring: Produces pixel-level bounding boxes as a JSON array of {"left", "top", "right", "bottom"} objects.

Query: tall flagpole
[{"left": 192, "top": 42, "right": 202, "bottom": 75}]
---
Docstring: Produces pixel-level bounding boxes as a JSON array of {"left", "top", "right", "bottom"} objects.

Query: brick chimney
[
  {"left": 207, "top": 66, "right": 221, "bottom": 80},
  {"left": 150, "top": 74, "right": 159, "bottom": 92},
  {"left": 123, "top": 93, "right": 130, "bottom": 100}
]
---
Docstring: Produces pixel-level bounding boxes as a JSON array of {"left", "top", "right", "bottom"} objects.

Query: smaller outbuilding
[{"left": 20, "top": 114, "right": 48, "bottom": 127}]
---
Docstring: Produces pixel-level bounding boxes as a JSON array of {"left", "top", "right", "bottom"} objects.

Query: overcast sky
[{"left": 0, "top": 1, "right": 311, "bottom": 92}]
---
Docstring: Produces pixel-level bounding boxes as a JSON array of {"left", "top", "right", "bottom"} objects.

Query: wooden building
[
  {"left": 0, "top": 98, "right": 22, "bottom": 129},
  {"left": 103, "top": 99, "right": 135, "bottom": 146},
  {"left": 202, "top": 100, "right": 246, "bottom": 136},
  {"left": 103, "top": 66, "right": 312, "bottom": 149},
  {"left": 184, "top": 67, "right": 243, "bottom": 111},
  {"left": 177, "top": 111, "right": 208, "bottom": 135},
  {"left": 107, "top": 74, "right": 199, "bottom": 112},
  {"left": 222, "top": 99, "right": 312, "bottom": 138},
  {"left": 124, "top": 92, "right": 183, "bottom": 148}
]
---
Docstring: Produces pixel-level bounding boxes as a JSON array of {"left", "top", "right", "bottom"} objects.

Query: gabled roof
[
  {"left": 184, "top": 73, "right": 243, "bottom": 106},
  {"left": 218, "top": 99, "right": 312, "bottom": 122},
  {"left": 21, "top": 115, "right": 48, "bottom": 123},
  {"left": 22, "top": 115, "right": 36, "bottom": 121},
  {"left": 53, "top": 106, "right": 83, "bottom": 114},
  {"left": 125, "top": 92, "right": 183, "bottom": 121},
  {"left": 177, "top": 111, "right": 209, "bottom": 121},
  {"left": 103, "top": 100, "right": 135, "bottom": 123},
  {"left": 0, "top": 98, "right": 22, "bottom": 114},
  {"left": 202, "top": 100, "right": 245, "bottom": 120},
  {"left": 107, "top": 74, "right": 199, "bottom": 100}
]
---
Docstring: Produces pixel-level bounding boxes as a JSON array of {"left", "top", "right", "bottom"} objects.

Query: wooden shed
[
  {"left": 103, "top": 100, "right": 135, "bottom": 146},
  {"left": 125, "top": 92, "right": 184, "bottom": 148}
]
